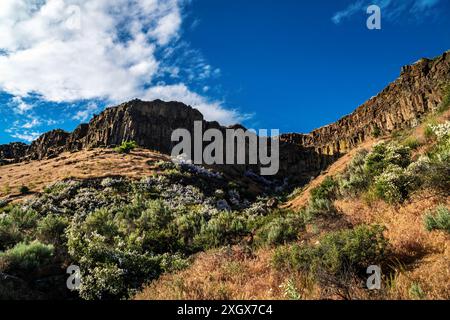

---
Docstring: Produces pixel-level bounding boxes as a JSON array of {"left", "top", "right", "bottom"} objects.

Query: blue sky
[{"left": 1, "top": 0, "right": 449, "bottom": 144}]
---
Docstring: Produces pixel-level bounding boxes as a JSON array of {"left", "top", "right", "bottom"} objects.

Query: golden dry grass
[
  {"left": 135, "top": 246, "right": 320, "bottom": 300},
  {"left": 136, "top": 112, "right": 450, "bottom": 300},
  {"left": 335, "top": 192, "right": 450, "bottom": 300},
  {"left": 136, "top": 192, "right": 449, "bottom": 300},
  {"left": 0, "top": 148, "right": 168, "bottom": 202}
]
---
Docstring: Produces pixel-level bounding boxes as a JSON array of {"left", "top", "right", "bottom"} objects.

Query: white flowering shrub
[
  {"left": 100, "top": 177, "right": 125, "bottom": 188},
  {"left": 0, "top": 152, "right": 284, "bottom": 300},
  {"left": 365, "top": 142, "right": 411, "bottom": 177},
  {"left": 430, "top": 122, "right": 450, "bottom": 140},
  {"left": 428, "top": 121, "right": 450, "bottom": 163},
  {"left": 374, "top": 165, "right": 412, "bottom": 204},
  {"left": 243, "top": 198, "right": 270, "bottom": 216}
]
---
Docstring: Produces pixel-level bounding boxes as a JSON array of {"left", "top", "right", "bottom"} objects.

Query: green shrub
[
  {"left": 44, "top": 182, "right": 70, "bottom": 195},
  {"left": 310, "top": 177, "right": 338, "bottom": 203},
  {"left": 0, "top": 241, "right": 54, "bottom": 276},
  {"left": 372, "top": 125, "right": 381, "bottom": 138},
  {"left": 37, "top": 214, "right": 69, "bottom": 245},
  {"left": 83, "top": 208, "right": 119, "bottom": 240},
  {"left": 402, "top": 137, "right": 421, "bottom": 150},
  {"left": 409, "top": 282, "right": 426, "bottom": 300},
  {"left": 134, "top": 201, "right": 177, "bottom": 254},
  {"left": 365, "top": 142, "right": 411, "bottom": 177},
  {"left": 114, "top": 140, "right": 137, "bottom": 154},
  {"left": 437, "top": 83, "right": 450, "bottom": 113},
  {"left": 194, "top": 212, "right": 249, "bottom": 249},
  {"left": 273, "top": 225, "right": 388, "bottom": 279},
  {"left": 374, "top": 165, "right": 411, "bottom": 204},
  {"left": 8, "top": 207, "right": 39, "bottom": 230},
  {"left": 19, "top": 186, "right": 30, "bottom": 194},
  {"left": 281, "top": 278, "right": 302, "bottom": 300},
  {"left": 76, "top": 251, "right": 171, "bottom": 300},
  {"left": 421, "top": 159, "right": 450, "bottom": 192},
  {"left": 338, "top": 150, "right": 370, "bottom": 196},
  {"left": 424, "top": 205, "right": 450, "bottom": 233},
  {"left": 173, "top": 210, "right": 204, "bottom": 249},
  {"left": 0, "top": 199, "right": 8, "bottom": 208},
  {"left": 65, "top": 197, "right": 195, "bottom": 299},
  {"left": 0, "top": 207, "right": 39, "bottom": 250},
  {"left": 154, "top": 161, "right": 177, "bottom": 171},
  {"left": 255, "top": 213, "right": 305, "bottom": 245},
  {"left": 67, "top": 222, "right": 165, "bottom": 299},
  {"left": 304, "top": 198, "right": 337, "bottom": 218},
  {"left": 0, "top": 217, "right": 22, "bottom": 250}
]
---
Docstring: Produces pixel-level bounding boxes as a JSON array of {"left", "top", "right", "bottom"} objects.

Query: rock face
[
  {"left": 81, "top": 99, "right": 206, "bottom": 154},
  {"left": 0, "top": 142, "right": 29, "bottom": 164},
  {"left": 281, "top": 52, "right": 450, "bottom": 156},
  {"left": 1, "top": 51, "right": 449, "bottom": 181},
  {"left": 6, "top": 99, "right": 224, "bottom": 161},
  {"left": 277, "top": 51, "right": 450, "bottom": 180},
  {"left": 27, "top": 129, "right": 71, "bottom": 160}
]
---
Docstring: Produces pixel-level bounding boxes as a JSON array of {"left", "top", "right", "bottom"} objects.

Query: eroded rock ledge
[{"left": 1, "top": 51, "right": 449, "bottom": 181}]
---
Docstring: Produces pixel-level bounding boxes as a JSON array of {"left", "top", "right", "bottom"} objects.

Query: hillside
[
  {"left": 0, "top": 51, "right": 449, "bottom": 300},
  {"left": 137, "top": 107, "right": 450, "bottom": 301},
  {"left": 0, "top": 148, "right": 167, "bottom": 202}
]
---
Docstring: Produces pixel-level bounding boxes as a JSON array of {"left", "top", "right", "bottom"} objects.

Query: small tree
[
  {"left": 115, "top": 141, "right": 137, "bottom": 154},
  {"left": 19, "top": 186, "right": 30, "bottom": 195}
]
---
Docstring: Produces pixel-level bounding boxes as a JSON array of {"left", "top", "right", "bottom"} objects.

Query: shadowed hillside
[{"left": 0, "top": 51, "right": 449, "bottom": 300}]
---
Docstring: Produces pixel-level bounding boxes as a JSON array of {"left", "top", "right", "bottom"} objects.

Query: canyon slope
[
  {"left": 1, "top": 51, "right": 450, "bottom": 182},
  {"left": 1, "top": 51, "right": 449, "bottom": 301}
]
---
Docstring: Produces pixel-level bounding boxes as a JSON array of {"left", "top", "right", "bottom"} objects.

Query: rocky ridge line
[{"left": 1, "top": 51, "right": 449, "bottom": 181}]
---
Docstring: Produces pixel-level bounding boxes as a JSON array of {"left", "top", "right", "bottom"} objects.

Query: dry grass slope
[
  {"left": 136, "top": 110, "right": 450, "bottom": 301},
  {"left": 0, "top": 148, "right": 168, "bottom": 202}
]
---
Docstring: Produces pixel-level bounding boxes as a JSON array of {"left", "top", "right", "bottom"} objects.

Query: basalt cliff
[{"left": 1, "top": 51, "right": 450, "bottom": 181}]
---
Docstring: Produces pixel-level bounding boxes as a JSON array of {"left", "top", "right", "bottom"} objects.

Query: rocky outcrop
[
  {"left": 0, "top": 142, "right": 29, "bottom": 165},
  {"left": 1, "top": 51, "right": 449, "bottom": 181},
  {"left": 3, "top": 99, "right": 226, "bottom": 161},
  {"left": 280, "top": 52, "right": 450, "bottom": 158},
  {"left": 27, "top": 129, "right": 70, "bottom": 160},
  {"left": 80, "top": 99, "right": 206, "bottom": 154}
]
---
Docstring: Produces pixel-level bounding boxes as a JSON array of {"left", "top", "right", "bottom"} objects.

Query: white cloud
[
  {"left": 150, "top": 10, "right": 183, "bottom": 45},
  {"left": 0, "top": 0, "right": 242, "bottom": 127},
  {"left": 332, "top": 0, "right": 442, "bottom": 24},
  {"left": 22, "top": 118, "right": 41, "bottom": 129},
  {"left": 142, "top": 84, "right": 246, "bottom": 125},
  {"left": 12, "top": 96, "right": 34, "bottom": 114},
  {"left": 11, "top": 131, "right": 42, "bottom": 143},
  {"left": 72, "top": 102, "right": 99, "bottom": 122},
  {"left": 332, "top": 1, "right": 365, "bottom": 24}
]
